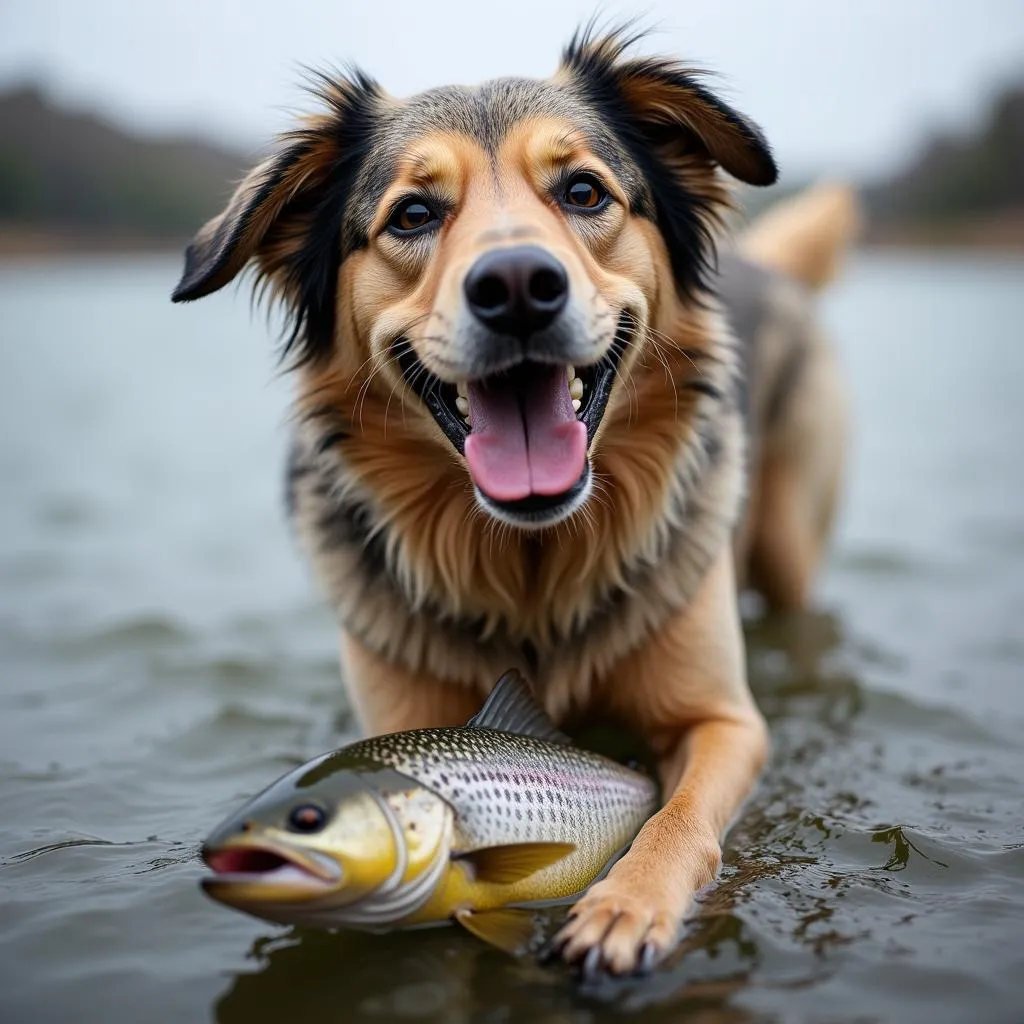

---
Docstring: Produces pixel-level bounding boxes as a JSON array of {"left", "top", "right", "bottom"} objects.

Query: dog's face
[
  {"left": 345, "top": 102, "right": 663, "bottom": 526},
  {"left": 173, "top": 30, "right": 776, "bottom": 530}
]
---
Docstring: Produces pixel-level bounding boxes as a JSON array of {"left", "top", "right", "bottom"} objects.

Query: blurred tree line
[
  {"left": 0, "top": 85, "right": 247, "bottom": 243},
  {"left": 863, "top": 82, "right": 1024, "bottom": 227},
  {"left": 1, "top": 77, "right": 1022, "bottom": 248},
  {"left": 730, "top": 78, "right": 1023, "bottom": 246}
]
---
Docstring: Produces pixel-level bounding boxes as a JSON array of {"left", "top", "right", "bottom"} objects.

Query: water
[{"left": 1, "top": 251, "right": 1022, "bottom": 1023}]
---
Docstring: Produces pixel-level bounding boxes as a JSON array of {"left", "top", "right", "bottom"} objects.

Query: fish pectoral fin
[
  {"left": 458, "top": 841, "right": 576, "bottom": 884},
  {"left": 454, "top": 907, "right": 536, "bottom": 955}
]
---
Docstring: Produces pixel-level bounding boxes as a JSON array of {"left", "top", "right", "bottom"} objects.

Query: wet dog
[{"left": 173, "top": 26, "right": 857, "bottom": 975}]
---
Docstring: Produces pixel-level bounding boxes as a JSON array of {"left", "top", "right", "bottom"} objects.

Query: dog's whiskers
[{"left": 353, "top": 352, "right": 396, "bottom": 434}]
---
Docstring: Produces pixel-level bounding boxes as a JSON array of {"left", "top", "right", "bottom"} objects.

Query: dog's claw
[
  {"left": 542, "top": 874, "right": 687, "bottom": 977},
  {"left": 582, "top": 945, "right": 603, "bottom": 981},
  {"left": 638, "top": 941, "right": 656, "bottom": 975}
]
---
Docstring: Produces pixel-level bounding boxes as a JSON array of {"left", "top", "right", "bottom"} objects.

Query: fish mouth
[
  {"left": 396, "top": 313, "right": 630, "bottom": 512},
  {"left": 200, "top": 839, "right": 342, "bottom": 902}
]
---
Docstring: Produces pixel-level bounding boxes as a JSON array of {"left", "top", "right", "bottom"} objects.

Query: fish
[{"left": 199, "top": 670, "right": 659, "bottom": 954}]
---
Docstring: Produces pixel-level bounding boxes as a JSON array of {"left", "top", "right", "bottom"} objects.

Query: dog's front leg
[
  {"left": 340, "top": 633, "right": 485, "bottom": 735},
  {"left": 553, "top": 713, "right": 768, "bottom": 975},
  {"left": 551, "top": 550, "right": 769, "bottom": 976}
]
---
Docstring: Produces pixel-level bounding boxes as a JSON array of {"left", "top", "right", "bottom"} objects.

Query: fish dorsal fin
[
  {"left": 466, "top": 670, "right": 571, "bottom": 745},
  {"left": 457, "top": 841, "right": 576, "bottom": 885}
]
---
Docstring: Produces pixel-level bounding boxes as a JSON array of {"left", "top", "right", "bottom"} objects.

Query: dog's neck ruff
[{"left": 286, "top": 327, "right": 746, "bottom": 710}]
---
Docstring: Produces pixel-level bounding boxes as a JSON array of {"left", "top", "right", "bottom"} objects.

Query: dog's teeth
[
  {"left": 567, "top": 366, "right": 574, "bottom": 380},
  {"left": 572, "top": 398, "right": 581, "bottom": 413},
  {"left": 455, "top": 396, "right": 470, "bottom": 416},
  {"left": 569, "top": 376, "right": 584, "bottom": 401},
  {"left": 456, "top": 382, "right": 467, "bottom": 398}
]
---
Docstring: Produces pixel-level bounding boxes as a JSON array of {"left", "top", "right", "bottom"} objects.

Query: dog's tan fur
[
  {"left": 730, "top": 185, "right": 855, "bottom": 610},
  {"left": 173, "top": 29, "right": 858, "bottom": 974}
]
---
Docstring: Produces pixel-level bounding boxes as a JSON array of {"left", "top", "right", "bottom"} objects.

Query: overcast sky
[{"left": 2, "top": 0, "right": 1023, "bottom": 180}]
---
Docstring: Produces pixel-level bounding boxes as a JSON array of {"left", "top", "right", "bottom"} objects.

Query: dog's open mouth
[{"left": 398, "top": 315, "right": 628, "bottom": 508}]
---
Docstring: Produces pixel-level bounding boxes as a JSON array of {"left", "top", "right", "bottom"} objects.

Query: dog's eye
[
  {"left": 388, "top": 199, "right": 439, "bottom": 235},
  {"left": 563, "top": 174, "right": 608, "bottom": 211}
]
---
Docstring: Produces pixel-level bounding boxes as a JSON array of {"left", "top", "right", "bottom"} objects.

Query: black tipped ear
[
  {"left": 171, "top": 146, "right": 310, "bottom": 302},
  {"left": 171, "top": 69, "right": 382, "bottom": 307},
  {"left": 562, "top": 30, "right": 778, "bottom": 187},
  {"left": 621, "top": 69, "right": 778, "bottom": 186}
]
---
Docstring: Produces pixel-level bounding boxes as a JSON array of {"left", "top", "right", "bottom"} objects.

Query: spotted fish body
[
  {"left": 201, "top": 672, "right": 658, "bottom": 950},
  {"left": 334, "top": 723, "right": 655, "bottom": 921}
]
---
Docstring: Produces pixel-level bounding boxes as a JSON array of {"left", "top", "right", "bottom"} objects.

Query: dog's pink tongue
[{"left": 464, "top": 368, "right": 586, "bottom": 503}]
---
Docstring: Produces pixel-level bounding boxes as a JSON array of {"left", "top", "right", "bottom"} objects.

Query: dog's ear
[
  {"left": 171, "top": 72, "right": 382, "bottom": 362},
  {"left": 171, "top": 143, "right": 326, "bottom": 302},
  {"left": 561, "top": 30, "right": 777, "bottom": 187},
  {"left": 171, "top": 72, "right": 382, "bottom": 304},
  {"left": 561, "top": 27, "right": 777, "bottom": 299}
]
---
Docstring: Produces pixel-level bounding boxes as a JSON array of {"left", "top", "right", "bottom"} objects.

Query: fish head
[{"left": 200, "top": 751, "right": 452, "bottom": 921}]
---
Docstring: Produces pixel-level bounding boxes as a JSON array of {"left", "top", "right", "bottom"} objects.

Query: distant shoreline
[
  {"left": 0, "top": 226, "right": 187, "bottom": 262},
  {"left": 862, "top": 207, "right": 1024, "bottom": 252}
]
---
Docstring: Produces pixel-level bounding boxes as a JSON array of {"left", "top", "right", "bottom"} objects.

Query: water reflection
[
  {"left": 215, "top": 920, "right": 591, "bottom": 1024},
  {"left": 603, "top": 607, "right": 873, "bottom": 1012},
  {"left": 870, "top": 825, "right": 949, "bottom": 872}
]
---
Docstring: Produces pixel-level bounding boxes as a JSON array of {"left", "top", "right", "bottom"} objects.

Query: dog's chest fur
[{"left": 284, "top": 273, "right": 768, "bottom": 711}]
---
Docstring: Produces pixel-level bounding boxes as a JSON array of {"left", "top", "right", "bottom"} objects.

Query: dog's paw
[{"left": 546, "top": 877, "right": 684, "bottom": 978}]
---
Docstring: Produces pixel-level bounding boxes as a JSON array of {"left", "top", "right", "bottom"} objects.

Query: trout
[{"left": 200, "top": 671, "right": 658, "bottom": 952}]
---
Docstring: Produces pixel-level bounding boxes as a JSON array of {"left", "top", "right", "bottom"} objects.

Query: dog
[{"left": 172, "top": 26, "right": 857, "bottom": 975}]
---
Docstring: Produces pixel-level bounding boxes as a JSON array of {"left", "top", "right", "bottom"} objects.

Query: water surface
[{"left": 1, "top": 251, "right": 1022, "bottom": 1022}]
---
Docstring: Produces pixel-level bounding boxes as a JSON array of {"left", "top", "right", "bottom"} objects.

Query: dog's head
[{"left": 173, "top": 28, "right": 776, "bottom": 530}]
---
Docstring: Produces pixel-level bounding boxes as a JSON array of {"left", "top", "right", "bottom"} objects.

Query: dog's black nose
[{"left": 464, "top": 245, "right": 568, "bottom": 336}]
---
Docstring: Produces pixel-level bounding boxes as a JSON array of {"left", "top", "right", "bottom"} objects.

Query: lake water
[{"left": 1, "top": 251, "right": 1022, "bottom": 1023}]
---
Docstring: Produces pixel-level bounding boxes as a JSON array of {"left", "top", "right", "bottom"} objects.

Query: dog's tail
[{"left": 737, "top": 181, "right": 861, "bottom": 292}]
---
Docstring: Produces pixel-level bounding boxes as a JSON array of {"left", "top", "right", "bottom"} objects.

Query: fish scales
[{"left": 343, "top": 727, "right": 652, "bottom": 884}]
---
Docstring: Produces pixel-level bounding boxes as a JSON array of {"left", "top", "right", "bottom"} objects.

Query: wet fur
[{"left": 173, "top": 25, "right": 856, "bottom": 974}]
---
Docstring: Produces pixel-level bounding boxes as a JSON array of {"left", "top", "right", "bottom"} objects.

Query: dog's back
[{"left": 717, "top": 183, "right": 861, "bottom": 607}]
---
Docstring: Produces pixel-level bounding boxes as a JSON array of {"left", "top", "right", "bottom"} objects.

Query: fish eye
[
  {"left": 287, "top": 804, "right": 328, "bottom": 833},
  {"left": 563, "top": 173, "right": 609, "bottom": 212},
  {"left": 387, "top": 198, "right": 439, "bottom": 235}
]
